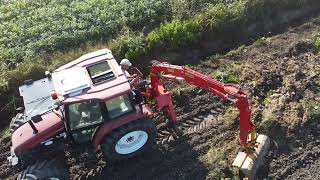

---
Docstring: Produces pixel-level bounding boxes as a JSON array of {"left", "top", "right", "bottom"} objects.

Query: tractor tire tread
[
  {"left": 19, "top": 159, "right": 69, "bottom": 180},
  {"left": 9, "top": 112, "right": 26, "bottom": 133}
]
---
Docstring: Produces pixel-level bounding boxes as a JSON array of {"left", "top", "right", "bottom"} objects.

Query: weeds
[
  {"left": 205, "top": 54, "right": 223, "bottom": 62},
  {"left": 263, "top": 89, "right": 277, "bottom": 105},
  {"left": 207, "top": 147, "right": 226, "bottom": 166},
  {"left": 302, "top": 95, "right": 320, "bottom": 121},
  {"left": 223, "top": 107, "right": 239, "bottom": 129},
  {"left": 254, "top": 37, "right": 271, "bottom": 46},
  {"left": 147, "top": 20, "right": 201, "bottom": 49},
  {"left": 170, "top": 0, "right": 223, "bottom": 20},
  {"left": 110, "top": 32, "right": 147, "bottom": 61},
  {"left": 226, "top": 45, "right": 246, "bottom": 56},
  {"left": 0, "top": 127, "right": 10, "bottom": 137},
  {"left": 201, "top": 1, "right": 245, "bottom": 31},
  {"left": 172, "top": 86, "right": 198, "bottom": 102},
  {"left": 212, "top": 70, "right": 239, "bottom": 83},
  {"left": 310, "top": 105, "right": 320, "bottom": 120},
  {"left": 210, "top": 61, "right": 240, "bottom": 84},
  {"left": 259, "top": 100, "right": 280, "bottom": 133},
  {"left": 206, "top": 146, "right": 239, "bottom": 179},
  {"left": 313, "top": 37, "right": 320, "bottom": 52}
]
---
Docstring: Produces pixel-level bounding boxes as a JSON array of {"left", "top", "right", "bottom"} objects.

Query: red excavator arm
[{"left": 144, "top": 61, "right": 257, "bottom": 150}]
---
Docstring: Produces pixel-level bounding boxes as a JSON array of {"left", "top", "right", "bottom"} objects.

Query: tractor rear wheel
[
  {"left": 9, "top": 112, "right": 25, "bottom": 133},
  {"left": 19, "top": 159, "right": 69, "bottom": 180},
  {"left": 101, "top": 118, "right": 157, "bottom": 162}
]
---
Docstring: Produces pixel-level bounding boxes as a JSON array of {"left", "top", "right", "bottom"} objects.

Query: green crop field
[
  {"left": 0, "top": 0, "right": 318, "bottom": 128},
  {"left": 0, "top": 0, "right": 171, "bottom": 63}
]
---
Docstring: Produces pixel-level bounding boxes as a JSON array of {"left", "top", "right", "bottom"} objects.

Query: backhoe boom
[{"left": 147, "top": 62, "right": 256, "bottom": 150}]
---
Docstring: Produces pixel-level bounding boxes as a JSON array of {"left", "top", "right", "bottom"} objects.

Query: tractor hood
[
  {"left": 11, "top": 110, "right": 64, "bottom": 155},
  {"left": 19, "top": 78, "right": 56, "bottom": 121}
]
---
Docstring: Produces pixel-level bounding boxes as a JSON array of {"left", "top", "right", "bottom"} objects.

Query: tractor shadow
[{"left": 97, "top": 136, "right": 207, "bottom": 180}]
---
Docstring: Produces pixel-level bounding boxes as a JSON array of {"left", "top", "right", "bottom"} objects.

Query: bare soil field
[{"left": 0, "top": 15, "right": 319, "bottom": 180}]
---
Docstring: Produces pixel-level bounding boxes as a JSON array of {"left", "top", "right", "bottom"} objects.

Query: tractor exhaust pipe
[{"left": 232, "top": 134, "right": 270, "bottom": 179}]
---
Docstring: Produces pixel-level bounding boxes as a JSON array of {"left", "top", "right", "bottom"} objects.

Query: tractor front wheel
[
  {"left": 18, "top": 159, "right": 69, "bottom": 180},
  {"left": 9, "top": 112, "right": 25, "bottom": 133},
  {"left": 101, "top": 118, "right": 157, "bottom": 162}
]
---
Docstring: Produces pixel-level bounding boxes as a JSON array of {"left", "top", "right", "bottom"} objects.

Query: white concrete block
[{"left": 232, "top": 134, "right": 270, "bottom": 179}]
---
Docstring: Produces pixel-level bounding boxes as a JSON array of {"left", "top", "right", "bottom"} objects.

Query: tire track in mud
[
  {"left": 156, "top": 109, "right": 224, "bottom": 145},
  {"left": 155, "top": 93, "right": 226, "bottom": 145}
]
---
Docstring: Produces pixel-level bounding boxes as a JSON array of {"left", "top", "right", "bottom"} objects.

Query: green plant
[
  {"left": 172, "top": 86, "right": 198, "bottom": 102},
  {"left": 263, "top": 89, "right": 277, "bottom": 105},
  {"left": 205, "top": 53, "right": 223, "bottom": 62},
  {"left": 313, "top": 37, "right": 320, "bottom": 52},
  {"left": 303, "top": 96, "right": 320, "bottom": 121},
  {"left": 254, "top": 37, "right": 271, "bottom": 46},
  {"left": 310, "top": 105, "right": 320, "bottom": 120},
  {"left": 184, "top": 64, "right": 192, "bottom": 69},
  {"left": 227, "top": 45, "right": 246, "bottom": 56},
  {"left": 197, "top": 1, "right": 246, "bottom": 31},
  {"left": 207, "top": 147, "right": 226, "bottom": 166},
  {"left": 0, "top": 127, "right": 10, "bottom": 137},
  {"left": 147, "top": 20, "right": 201, "bottom": 49},
  {"left": 212, "top": 70, "right": 239, "bottom": 83},
  {"left": 170, "top": 0, "right": 228, "bottom": 20},
  {"left": 110, "top": 32, "right": 147, "bottom": 61},
  {"left": 202, "top": 3, "right": 232, "bottom": 29}
]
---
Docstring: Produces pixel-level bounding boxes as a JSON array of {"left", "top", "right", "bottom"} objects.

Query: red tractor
[{"left": 7, "top": 49, "right": 268, "bottom": 179}]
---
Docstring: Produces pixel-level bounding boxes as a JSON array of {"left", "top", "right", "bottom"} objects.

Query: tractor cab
[
  {"left": 65, "top": 94, "right": 135, "bottom": 144},
  {"left": 51, "top": 49, "right": 140, "bottom": 144}
]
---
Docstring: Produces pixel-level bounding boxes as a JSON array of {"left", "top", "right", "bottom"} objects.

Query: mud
[
  {"left": 0, "top": 136, "right": 16, "bottom": 179},
  {"left": 1, "top": 15, "right": 320, "bottom": 180}
]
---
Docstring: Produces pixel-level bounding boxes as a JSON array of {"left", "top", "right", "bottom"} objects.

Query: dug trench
[{"left": 1, "top": 15, "right": 320, "bottom": 180}]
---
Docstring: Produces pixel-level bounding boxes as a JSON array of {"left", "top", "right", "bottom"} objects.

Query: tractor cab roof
[{"left": 52, "top": 49, "right": 131, "bottom": 105}]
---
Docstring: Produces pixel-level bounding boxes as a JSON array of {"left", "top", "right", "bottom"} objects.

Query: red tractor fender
[
  {"left": 93, "top": 105, "right": 153, "bottom": 150},
  {"left": 12, "top": 111, "right": 65, "bottom": 155}
]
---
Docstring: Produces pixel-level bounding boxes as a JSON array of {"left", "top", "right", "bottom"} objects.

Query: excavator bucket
[{"left": 232, "top": 134, "right": 270, "bottom": 179}]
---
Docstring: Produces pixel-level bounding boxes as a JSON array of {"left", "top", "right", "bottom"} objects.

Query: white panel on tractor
[
  {"left": 19, "top": 78, "right": 55, "bottom": 120},
  {"left": 54, "top": 67, "right": 91, "bottom": 96}
]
